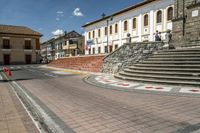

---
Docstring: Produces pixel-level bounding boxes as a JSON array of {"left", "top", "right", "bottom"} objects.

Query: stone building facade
[
  {"left": 0, "top": 25, "right": 42, "bottom": 65},
  {"left": 172, "top": 0, "right": 200, "bottom": 47}
]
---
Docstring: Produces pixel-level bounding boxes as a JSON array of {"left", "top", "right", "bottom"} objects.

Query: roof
[
  {"left": 41, "top": 30, "right": 82, "bottom": 44},
  {"left": 0, "top": 24, "right": 42, "bottom": 36},
  {"left": 82, "top": 0, "right": 157, "bottom": 27}
]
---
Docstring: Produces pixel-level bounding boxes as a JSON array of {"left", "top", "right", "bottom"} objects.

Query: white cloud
[
  {"left": 73, "top": 8, "right": 84, "bottom": 17},
  {"left": 52, "top": 29, "right": 64, "bottom": 36},
  {"left": 56, "top": 18, "right": 60, "bottom": 21},
  {"left": 57, "top": 11, "right": 64, "bottom": 14}
]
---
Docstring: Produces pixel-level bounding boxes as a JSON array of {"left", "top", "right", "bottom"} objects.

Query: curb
[{"left": 84, "top": 75, "right": 200, "bottom": 98}]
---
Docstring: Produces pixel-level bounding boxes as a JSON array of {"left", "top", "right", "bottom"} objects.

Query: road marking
[
  {"left": 44, "top": 73, "right": 57, "bottom": 77},
  {"left": 28, "top": 69, "right": 36, "bottom": 72}
]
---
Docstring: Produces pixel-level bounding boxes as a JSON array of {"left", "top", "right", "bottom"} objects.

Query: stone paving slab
[{"left": 0, "top": 83, "right": 39, "bottom": 133}]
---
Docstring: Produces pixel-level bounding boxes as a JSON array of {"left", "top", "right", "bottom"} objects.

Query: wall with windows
[
  {"left": 0, "top": 35, "right": 40, "bottom": 65},
  {"left": 84, "top": 0, "right": 174, "bottom": 55}
]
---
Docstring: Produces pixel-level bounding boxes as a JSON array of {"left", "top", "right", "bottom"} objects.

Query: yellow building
[{"left": 0, "top": 25, "right": 42, "bottom": 65}]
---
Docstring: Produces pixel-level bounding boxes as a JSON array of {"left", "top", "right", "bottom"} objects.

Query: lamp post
[{"left": 103, "top": 14, "right": 113, "bottom": 53}]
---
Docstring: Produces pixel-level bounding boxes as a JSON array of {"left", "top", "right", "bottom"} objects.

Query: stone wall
[
  {"left": 172, "top": 0, "right": 200, "bottom": 47},
  {"left": 48, "top": 55, "right": 105, "bottom": 72},
  {"left": 102, "top": 42, "right": 164, "bottom": 74}
]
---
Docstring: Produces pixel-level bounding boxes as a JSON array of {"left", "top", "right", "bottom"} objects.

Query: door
[
  {"left": 109, "top": 45, "right": 113, "bottom": 53},
  {"left": 25, "top": 55, "right": 32, "bottom": 64},
  {"left": 4, "top": 54, "right": 10, "bottom": 65}
]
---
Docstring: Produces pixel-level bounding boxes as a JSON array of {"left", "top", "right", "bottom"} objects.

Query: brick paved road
[
  {"left": 6, "top": 66, "right": 200, "bottom": 133},
  {"left": 0, "top": 83, "right": 39, "bottom": 133}
]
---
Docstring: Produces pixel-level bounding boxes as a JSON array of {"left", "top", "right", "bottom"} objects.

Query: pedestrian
[
  {"left": 155, "top": 30, "right": 160, "bottom": 41},
  {"left": 158, "top": 32, "right": 162, "bottom": 41}
]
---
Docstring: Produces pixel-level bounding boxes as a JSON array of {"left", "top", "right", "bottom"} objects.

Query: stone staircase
[{"left": 115, "top": 47, "right": 200, "bottom": 86}]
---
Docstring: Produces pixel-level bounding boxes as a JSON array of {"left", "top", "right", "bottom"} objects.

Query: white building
[{"left": 82, "top": 0, "right": 174, "bottom": 55}]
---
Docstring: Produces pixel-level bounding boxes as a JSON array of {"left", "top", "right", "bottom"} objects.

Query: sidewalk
[{"left": 0, "top": 83, "right": 39, "bottom": 133}]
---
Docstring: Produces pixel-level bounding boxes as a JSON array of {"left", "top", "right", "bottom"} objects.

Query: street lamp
[{"left": 103, "top": 13, "right": 113, "bottom": 53}]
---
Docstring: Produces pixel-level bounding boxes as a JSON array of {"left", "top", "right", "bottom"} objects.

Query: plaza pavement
[
  {"left": 0, "top": 82, "right": 39, "bottom": 133},
  {"left": 1, "top": 65, "right": 200, "bottom": 133}
]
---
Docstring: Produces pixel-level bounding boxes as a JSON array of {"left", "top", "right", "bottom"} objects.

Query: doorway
[
  {"left": 25, "top": 55, "right": 32, "bottom": 64},
  {"left": 4, "top": 54, "right": 10, "bottom": 65},
  {"left": 109, "top": 45, "right": 113, "bottom": 53}
]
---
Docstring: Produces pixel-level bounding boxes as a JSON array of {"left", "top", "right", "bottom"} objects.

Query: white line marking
[
  {"left": 28, "top": 69, "right": 36, "bottom": 72},
  {"left": 44, "top": 73, "right": 57, "bottom": 77},
  {"left": 9, "top": 82, "right": 42, "bottom": 133},
  {"left": 11, "top": 81, "right": 64, "bottom": 132}
]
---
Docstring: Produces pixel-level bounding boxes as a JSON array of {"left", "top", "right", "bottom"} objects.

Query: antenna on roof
[{"left": 101, "top": 13, "right": 106, "bottom": 18}]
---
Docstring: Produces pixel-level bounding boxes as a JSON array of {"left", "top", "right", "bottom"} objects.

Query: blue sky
[{"left": 0, "top": 0, "right": 142, "bottom": 42}]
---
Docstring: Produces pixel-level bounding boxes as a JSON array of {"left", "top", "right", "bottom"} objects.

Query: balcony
[{"left": 1, "top": 45, "right": 12, "bottom": 52}]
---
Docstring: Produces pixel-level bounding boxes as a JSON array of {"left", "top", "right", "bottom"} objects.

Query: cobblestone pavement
[
  {"left": 13, "top": 66, "right": 200, "bottom": 133},
  {"left": 0, "top": 83, "right": 39, "bottom": 133}
]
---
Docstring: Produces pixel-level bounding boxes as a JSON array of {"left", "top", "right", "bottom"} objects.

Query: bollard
[
  {"left": 8, "top": 68, "right": 12, "bottom": 76},
  {"left": 3, "top": 67, "right": 7, "bottom": 73}
]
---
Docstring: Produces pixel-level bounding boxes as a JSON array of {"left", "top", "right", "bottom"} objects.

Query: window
[
  {"left": 98, "top": 47, "right": 101, "bottom": 53},
  {"left": 156, "top": 10, "right": 162, "bottom": 23},
  {"left": 3, "top": 39, "right": 10, "bottom": 49},
  {"left": 98, "top": 29, "right": 101, "bottom": 37},
  {"left": 124, "top": 20, "right": 128, "bottom": 31},
  {"left": 115, "top": 45, "right": 118, "bottom": 49},
  {"left": 92, "top": 30, "right": 95, "bottom": 38},
  {"left": 104, "top": 46, "right": 108, "bottom": 53},
  {"left": 36, "top": 39, "right": 40, "bottom": 50},
  {"left": 144, "top": 14, "right": 149, "bottom": 26},
  {"left": 92, "top": 47, "right": 95, "bottom": 54},
  {"left": 110, "top": 25, "right": 112, "bottom": 35},
  {"left": 115, "top": 24, "right": 118, "bottom": 33},
  {"left": 88, "top": 32, "right": 91, "bottom": 39},
  {"left": 132, "top": 18, "right": 136, "bottom": 29},
  {"left": 105, "top": 27, "right": 108, "bottom": 35},
  {"left": 167, "top": 7, "right": 173, "bottom": 21},
  {"left": 25, "top": 40, "right": 31, "bottom": 49}
]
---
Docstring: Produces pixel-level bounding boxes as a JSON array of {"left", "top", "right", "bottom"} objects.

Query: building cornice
[{"left": 82, "top": 0, "right": 158, "bottom": 28}]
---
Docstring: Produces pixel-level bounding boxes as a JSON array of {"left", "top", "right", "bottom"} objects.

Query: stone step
[
  {"left": 146, "top": 58, "right": 200, "bottom": 61},
  {"left": 155, "top": 51, "right": 200, "bottom": 55},
  {"left": 124, "top": 69, "right": 200, "bottom": 76},
  {"left": 142, "top": 60, "right": 200, "bottom": 64},
  {"left": 119, "top": 72, "right": 200, "bottom": 81},
  {"left": 115, "top": 74, "right": 200, "bottom": 86},
  {"left": 134, "top": 64, "right": 200, "bottom": 68},
  {"left": 161, "top": 48, "right": 200, "bottom": 52},
  {"left": 129, "top": 66, "right": 200, "bottom": 72},
  {"left": 152, "top": 54, "right": 200, "bottom": 58}
]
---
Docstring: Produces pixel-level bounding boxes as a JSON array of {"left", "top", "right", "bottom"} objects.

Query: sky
[{"left": 0, "top": 0, "right": 142, "bottom": 42}]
